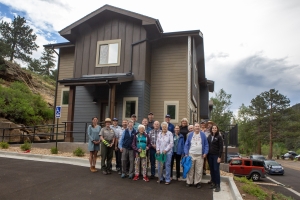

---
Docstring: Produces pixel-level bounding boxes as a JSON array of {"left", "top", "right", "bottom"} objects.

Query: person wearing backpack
[{"left": 132, "top": 124, "right": 151, "bottom": 182}]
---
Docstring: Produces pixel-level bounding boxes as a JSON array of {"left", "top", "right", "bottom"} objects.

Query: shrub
[
  {"left": 20, "top": 142, "right": 31, "bottom": 151},
  {"left": 0, "top": 142, "right": 9, "bottom": 149},
  {"left": 50, "top": 147, "right": 58, "bottom": 154},
  {"left": 241, "top": 182, "right": 267, "bottom": 200},
  {"left": 234, "top": 176, "right": 252, "bottom": 184},
  {"left": 0, "top": 82, "right": 53, "bottom": 125},
  {"left": 73, "top": 147, "right": 84, "bottom": 157}
]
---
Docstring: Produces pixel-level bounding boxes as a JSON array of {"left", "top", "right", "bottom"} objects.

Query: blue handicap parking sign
[{"left": 55, "top": 106, "right": 61, "bottom": 118}]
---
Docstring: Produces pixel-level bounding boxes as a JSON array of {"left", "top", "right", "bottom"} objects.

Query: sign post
[{"left": 55, "top": 106, "right": 61, "bottom": 149}]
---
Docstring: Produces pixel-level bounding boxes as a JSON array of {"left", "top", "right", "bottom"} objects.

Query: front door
[{"left": 101, "top": 103, "right": 117, "bottom": 122}]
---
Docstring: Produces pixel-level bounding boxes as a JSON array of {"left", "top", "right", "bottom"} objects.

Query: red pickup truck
[{"left": 229, "top": 158, "right": 266, "bottom": 181}]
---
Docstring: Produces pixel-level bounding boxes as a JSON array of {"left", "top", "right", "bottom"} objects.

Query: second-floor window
[{"left": 96, "top": 39, "right": 121, "bottom": 67}]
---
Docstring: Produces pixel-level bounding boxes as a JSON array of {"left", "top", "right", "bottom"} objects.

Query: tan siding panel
[{"left": 150, "top": 37, "right": 188, "bottom": 123}]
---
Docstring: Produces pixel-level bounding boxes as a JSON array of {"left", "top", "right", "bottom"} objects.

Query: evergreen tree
[
  {"left": 249, "top": 95, "right": 268, "bottom": 154},
  {"left": 210, "top": 89, "right": 233, "bottom": 126},
  {"left": 259, "top": 89, "right": 290, "bottom": 159},
  {"left": 40, "top": 48, "right": 56, "bottom": 76},
  {"left": 0, "top": 15, "right": 38, "bottom": 62},
  {"left": 28, "top": 58, "right": 42, "bottom": 73}
]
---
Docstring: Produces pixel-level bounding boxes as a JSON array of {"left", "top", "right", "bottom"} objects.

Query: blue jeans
[
  {"left": 208, "top": 154, "right": 220, "bottom": 185},
  {"left": 157, "top": 151, "right": 172, "bottom": 183},
  {"left": 149, "top": 148, "right": 156, "bottom": 176}
]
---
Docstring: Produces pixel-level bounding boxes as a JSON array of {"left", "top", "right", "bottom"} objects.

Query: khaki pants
[{"left": 187, "top": 154, "right": 204, "bottom": 185}]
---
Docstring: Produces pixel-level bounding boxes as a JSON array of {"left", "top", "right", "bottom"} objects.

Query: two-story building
[{"left": 45, "top": 5, "right": 214, "bottom": 142}]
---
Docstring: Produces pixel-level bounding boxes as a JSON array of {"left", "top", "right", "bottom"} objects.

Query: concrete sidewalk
[
  {"left": 276, "top": 159, "right": 300, "bottom": 171},
  {"left": 0, "top": 150, "right": 242, "bottom": 200}
]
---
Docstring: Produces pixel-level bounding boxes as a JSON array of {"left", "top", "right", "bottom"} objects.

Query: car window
[
  {"left": 253, "top": 161, "right": 264, "bottom": 167},
  {"left": 244, "top": 161, "right": 251, "bottom": 166},
  {"left": 231, "top": 160, "right": 242, "bottom": 165}
]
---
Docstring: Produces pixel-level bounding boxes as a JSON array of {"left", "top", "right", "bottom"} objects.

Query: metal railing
[{"left": 1, "top": 123, "right": 66, "bottom": 144}]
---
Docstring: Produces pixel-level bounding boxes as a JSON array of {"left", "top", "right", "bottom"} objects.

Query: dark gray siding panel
[
  {"left": 200, "top": 85, "right": 209, "bottom": 119},
  {"left": 73, "top": 86, "right": 100, "bottom": 142},
  {"left": 115, "top": 80, "right": 149, "bottom": 123}
]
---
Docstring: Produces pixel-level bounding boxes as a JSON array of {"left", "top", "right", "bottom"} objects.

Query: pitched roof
[{"left": 59, "top": 4, "right": 163, "bottom": 36}]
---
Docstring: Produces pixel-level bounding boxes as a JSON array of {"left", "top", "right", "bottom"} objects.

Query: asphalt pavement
[
  {"left": 0, "top": 157, "right": 213, "bottom": 200},
  {"left": 259, "top": 166, "right": 300, "bottom": 199}
]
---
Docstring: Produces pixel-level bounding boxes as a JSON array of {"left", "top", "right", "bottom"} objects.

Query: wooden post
[
  {"left": 65, "top": 85, "right": 76, "bottom": 142},
  {"left": 109, "top": 84, "right": 116, "bottom": 118}
]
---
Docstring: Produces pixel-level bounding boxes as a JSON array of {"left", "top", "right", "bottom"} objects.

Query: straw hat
[
  {"left": 105, "top": 118, "right": 112, "bottom": 123},
  {"left": 207, "top": 121, "right": 214, "bottom": 125}
]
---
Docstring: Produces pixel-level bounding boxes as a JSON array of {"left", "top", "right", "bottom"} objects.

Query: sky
[{"left": 0, "top": 0, "right": 299, "bottom": 114}]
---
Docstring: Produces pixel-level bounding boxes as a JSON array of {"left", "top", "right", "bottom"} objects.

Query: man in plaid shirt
[{"left": 148, "top": 121, "right": 161, "bottom": 179}]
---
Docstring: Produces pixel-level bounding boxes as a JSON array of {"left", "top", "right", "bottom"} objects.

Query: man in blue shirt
[
  {"left": 119, "top": 120, "right": 136, "bottom": 179},
  {"left": 165, "top": 114, "right": 175, "bottom": 133}
]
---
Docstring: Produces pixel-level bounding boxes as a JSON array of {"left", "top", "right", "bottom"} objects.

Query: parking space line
[{"left": 266, "top": 177, "right": 300, "bottom": 197}]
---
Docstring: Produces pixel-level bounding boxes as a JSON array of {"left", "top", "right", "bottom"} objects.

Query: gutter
[{"left": 51, "top": 48, "right": 60, "bottom": 125}]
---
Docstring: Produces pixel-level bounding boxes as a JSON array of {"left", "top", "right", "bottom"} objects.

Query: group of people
[{"left": 87, "top": 112, "right": 223, "bottom": 192}]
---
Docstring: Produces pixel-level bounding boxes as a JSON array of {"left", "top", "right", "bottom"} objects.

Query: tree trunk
[
  {"left": 269, "top": 127, "right": 273, "bottom": 159},
  {"left": 257, "top": 125, "right": 261, "bottom": 154}
]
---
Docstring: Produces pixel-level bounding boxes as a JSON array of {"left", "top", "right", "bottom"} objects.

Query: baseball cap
[
  {"left": 113, "top": 118, "right": 118, "bottom": 121},
  {"left": 165, "top": 114, "right": 171, "bottom": 118}
]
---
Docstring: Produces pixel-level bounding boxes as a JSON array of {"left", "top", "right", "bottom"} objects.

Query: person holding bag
[
  {"left": 87, "top": 117, "right": 101, "bottom": 172},
  {"left": 156, "top": 122, "right": 173, "bottom": 185},
  {"left": 132, "top": 124, "right": 151, "bottom": 182}
]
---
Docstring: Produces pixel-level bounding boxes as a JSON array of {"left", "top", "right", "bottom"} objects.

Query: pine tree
[
  {"left": 0, "top": 15, "right": 38, "bottom": 62},
  {"left": 40, "top": 48, "right": 56, "bottom": 76},
  {"left": 210, "top": 89, "right": 233, "bottom": 126}
]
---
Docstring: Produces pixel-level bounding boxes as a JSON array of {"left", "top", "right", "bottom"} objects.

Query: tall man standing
[
  {"left": 131, "top": 114, "right": 140, "bottom": 131},
  {"left": 147, "top": 112, "right": 155, "bottom": 129},
  {"left": 165, "top": 114, "right": 175, "bottom": 133}
]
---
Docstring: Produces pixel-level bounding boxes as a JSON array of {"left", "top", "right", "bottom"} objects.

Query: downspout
[
  {"left": 129, "top": 39, "right": 148, "bottom": 73},
  {"left": 52, "top": 47, "right": 60, "bottom": 125}
]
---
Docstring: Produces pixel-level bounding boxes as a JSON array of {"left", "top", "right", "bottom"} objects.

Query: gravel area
[{"left": 0, "top": 147, "right": 90, "bottom": 160}]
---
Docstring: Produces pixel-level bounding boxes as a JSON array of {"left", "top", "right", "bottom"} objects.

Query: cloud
[{"left": 206, "top": 52, "right": 229, "bottom": 62}]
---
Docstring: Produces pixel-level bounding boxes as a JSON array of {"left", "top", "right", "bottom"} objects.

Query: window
[
  {"left": 164, "top": 101, "right": 179, "bottom": 123},
  {"left": 61, "top": 88, "right": 69, "bottom": 106},
  {"left": 95, "top": 39, "right": 121, "bottom": 67},
  {"left": 231, "top": 160, "right": 242, "bottom": 165},
  {"left": 244, "top": 161, "right": 251, "bottom": 166},
  {"left": 122, "top": 97, "right": 138, "bottom": 119},
  {"left": 253, "top": 161, "right": 264, "bottom": 167}
]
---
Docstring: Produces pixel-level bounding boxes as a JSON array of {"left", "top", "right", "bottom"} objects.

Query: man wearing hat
[
  {"left": 147, "top": 112, "right": 155, "bottom": 129},
  {"left": 131, "top": 114, "right": 140, "bottom": 131},
  {"left": 110, "top": 118, "right": 123, "bottom": 174},
  {"left": 99, "top": 118, "right": 116, "bottom": 175},
  {"left": 164, "top": 114, "right": 175, "bottom": 134}
]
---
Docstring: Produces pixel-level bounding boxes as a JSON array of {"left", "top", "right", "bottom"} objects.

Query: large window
[
  {"left": 164, "top": 101, "right": 179, "bottom": 123},
  {"left": 95, "top": 39, "right": 121, "bottom": 67},
  {"left": 122, "top": 97, "right": 138, "bottom": 119},
  {"left": 61, "top": 88, "right": 69, "bottom": 106}
]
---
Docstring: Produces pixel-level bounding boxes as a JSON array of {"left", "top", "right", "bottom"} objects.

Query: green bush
[
  {"left": 50, "top": 147, "right": 58, "bottom": 154},
  {"left": 241, "top": 184, "right": 267, "bottom": 200},
  {"left": 73, "top": 147, "right": 85, "bottom": 157},
  {"left": 0, "top": 82, "right": 53, "bottom": 125},
  {"left": 20, "top": 142, "right": 31, "bottom": 151},
  {"left": 234, "top": 176, "right": 252, "bottom": 184},
  {"left": 0, "top": 142, "right": 9, "bottom": 149}
]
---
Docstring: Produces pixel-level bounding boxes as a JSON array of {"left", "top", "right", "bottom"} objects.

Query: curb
[
  {"left": 0, "top": 150, "right": 243, "bottom": 199},
  {"left": 221, "top": 176, "right": 243, "bottom": 200}
]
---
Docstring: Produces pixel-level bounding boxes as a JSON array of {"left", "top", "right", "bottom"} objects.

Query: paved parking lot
[{"left": 0, "top": 157, "right": 213, "bottom": 200}]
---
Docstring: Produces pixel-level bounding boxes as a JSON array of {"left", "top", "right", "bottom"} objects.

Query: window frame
[
  {"left": 122, "top": 97, "right": 138, "bottom": 120},
  {"left": 61, "top": 88, "right": 69, "bottom": 107},
  {"left": 95, "top": 39, "right": 121, "bottom": 67},
  {"left": 164, "top": 101, "right": 179, "bottom": 124}
]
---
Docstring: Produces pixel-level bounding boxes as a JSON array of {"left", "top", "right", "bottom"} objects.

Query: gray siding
[
  {"left": 73, "top": 86, "right": 100, "bottom": 142},
  {"left": 72, "top": 80, "right": 149, "bottom": 142}
]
